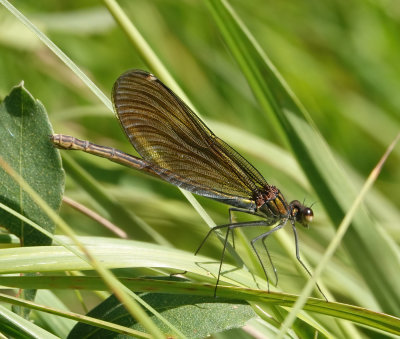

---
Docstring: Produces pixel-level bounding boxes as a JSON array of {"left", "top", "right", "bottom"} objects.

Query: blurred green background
[{"left": 1, "top": 0, "right": 399, "bottom": 327}]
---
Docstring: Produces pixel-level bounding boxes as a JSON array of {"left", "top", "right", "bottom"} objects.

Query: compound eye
[{"left": 302, "top": 208, "right": 314, "bottom": 224}]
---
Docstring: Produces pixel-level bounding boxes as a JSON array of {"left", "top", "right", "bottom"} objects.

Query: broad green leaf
[
  {"left": 68, "top": 292, "right": 255, "bottom": 338},
  {"left": 0, "top": 83, "right": 64, "bottom": 246}
]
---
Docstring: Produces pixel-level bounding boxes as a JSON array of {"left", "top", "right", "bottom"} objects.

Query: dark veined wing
[{"left": 112, "top": 70, "right": 268, "bottom": 207}]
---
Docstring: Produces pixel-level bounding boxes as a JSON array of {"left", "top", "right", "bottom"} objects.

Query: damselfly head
[{"left": 290, "top": 200, "right": 314, "bottom": 227}]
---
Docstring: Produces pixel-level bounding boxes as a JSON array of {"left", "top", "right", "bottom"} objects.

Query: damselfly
[{"left": 51, "top": 70, "right": 325, "bottom": 298}]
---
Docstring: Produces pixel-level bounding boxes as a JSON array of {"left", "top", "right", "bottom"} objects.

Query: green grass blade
[
  {"left": 0, "top": 274, "right": 399, "bottom": 335},
  {"left": 278, "top": 134, "right": 400, "bottom": 337},
  {"left": 0, "top": 0, "right": 112, "bottom": 111},
  {"left": 0, "top": 293, "right": 151, "bottom": 338},
  {"left": 206, "top": 0, "right": 400, "bottom": 315}
]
